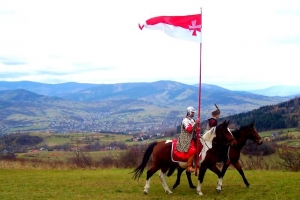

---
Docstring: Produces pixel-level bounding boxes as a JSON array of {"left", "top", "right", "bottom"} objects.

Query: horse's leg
[
  {"left": 159, "top": 169, "right": 173, "bottom": 194},
  {"left": 220, "top": 162, "right": 230, "bottom": 177},
  {"left": 186, "top": 169, "right": 196, "bottom": 188},
  {"left": 172, "top": 167, "right": 184, "bottom": 189},
  {"left": 196, "top": 166, "right": 208, "bottom": 196},
  {"left": 232, "top": 161, "right": 250, "bottom": 187},
  {"left": 216, "top": 161, "right": 230, "bottom": 191},
  {"left": 144, "top": 166, "right": 159, "bottom": 194},
  {"left": 208, "top": 164, "right": 223, "bottom": 193}
]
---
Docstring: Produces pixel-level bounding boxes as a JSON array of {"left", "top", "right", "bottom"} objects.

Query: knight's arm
[{"left": 182, "top": 119, "right": 194, "bottom": 133}]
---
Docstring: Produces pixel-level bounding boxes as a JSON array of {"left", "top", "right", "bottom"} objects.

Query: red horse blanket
[{"left": 171, "top": 139, "right": 199, "bottom": 162}]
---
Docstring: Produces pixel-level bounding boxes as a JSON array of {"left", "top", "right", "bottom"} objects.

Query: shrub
[
  {"left": 277, "top": 146, "right": 300, "bottom": 172},
  {"left": 97, "top": 156, "right": 116, "bottom": 168},
  {"left": 0, "top": 152, "right": 16, "bottom": 161},
  {"left": 241, "top": 141, "right": 276, "bottom": 156},
  {"left": 67, "top": 150, "right": 93, "bottom": 169},
  {"left": 116, "top": 146, "right": 146, "bottom": 168}
]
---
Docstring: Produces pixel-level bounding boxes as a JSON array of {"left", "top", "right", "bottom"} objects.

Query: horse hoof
[
  {"left": 143, "top": 191, "right": 148, "bottom": 195},
  {"left": 165, "top": 191, "right": 173, "bottom": 194},
  {"left": 246, "top": 185, "right": 250, "bottom": 188},
  {"left": 197, "top": 191, "right": 203, "bottom": 196},
  {"left": 190, "top": 185, "right": 196, "bottom": 189},
  {"left": 216, "top": 189, "right": 221, "bottom": 193}
]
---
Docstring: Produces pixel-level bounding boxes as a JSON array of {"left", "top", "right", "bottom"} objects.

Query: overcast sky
[{"left": 1, "top": 0, "right": 300, "bottom": 90}]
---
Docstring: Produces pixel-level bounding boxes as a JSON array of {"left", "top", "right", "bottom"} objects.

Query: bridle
[
  {"left": 200, "top": 127, "right": 216, "bottom": 149},
  {"left": 201, "top": 126, "right": 235, "bottom": 149},
  {"left": 235, "top": 126, "right": 261, "bottom": 147},
  {"left": 215, "top": 127, "right": 235, "bottom": 146}
]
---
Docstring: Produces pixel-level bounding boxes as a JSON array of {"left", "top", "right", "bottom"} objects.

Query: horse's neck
[
  {"left": 202, "top": 127, "right": 216, "bottom": 141},
  {"left": 233, "top": 129, "right": 247, "bottom": 147}
]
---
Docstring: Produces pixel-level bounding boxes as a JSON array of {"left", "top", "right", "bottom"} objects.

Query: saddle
[{"left": 171, "top": 140, "right": 202, "bottom": 162}]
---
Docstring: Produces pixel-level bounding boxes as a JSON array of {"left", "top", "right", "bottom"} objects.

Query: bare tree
[{"left": 277, "top": 146, "right": 300, "bottom": 171}]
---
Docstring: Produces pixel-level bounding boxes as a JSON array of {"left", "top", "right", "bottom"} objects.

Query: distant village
[{"left": 0, "top": 111, "right": 181, "bottom": 135}]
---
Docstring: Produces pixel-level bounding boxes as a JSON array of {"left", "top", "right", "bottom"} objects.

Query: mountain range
[
  {"left": 0, "top": 80, "right": 298, "bottom": 134},
  {"left": 248, "top": 85, "right": 300, "bottom": 97},
  {"left": 1, "top": 81, "right": 300, "bottom": 97}
]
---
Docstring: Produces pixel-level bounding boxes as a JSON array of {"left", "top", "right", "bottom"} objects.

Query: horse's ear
[
  {"left": 225, "top": 119, "right": 229, "bottom": 127},
  {"left": 251, "top": 121, "right": 255, "bottom": 126}
]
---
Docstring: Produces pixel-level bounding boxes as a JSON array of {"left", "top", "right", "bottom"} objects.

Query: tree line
[{"left": 210, "top": 97, "right": 300, "bottom": 131}]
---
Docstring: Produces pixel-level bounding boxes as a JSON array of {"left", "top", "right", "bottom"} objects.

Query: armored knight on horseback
[{"left": 176, "top": 106, "right": 201, "bottom": 172}]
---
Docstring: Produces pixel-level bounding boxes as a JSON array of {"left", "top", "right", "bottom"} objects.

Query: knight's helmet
[{"left": 186, "top": 106, "right": 195, "bottom": 116}]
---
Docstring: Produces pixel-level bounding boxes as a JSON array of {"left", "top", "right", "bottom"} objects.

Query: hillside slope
[{"left": 0, "top": 81, "right": 296, "bottom": 134}]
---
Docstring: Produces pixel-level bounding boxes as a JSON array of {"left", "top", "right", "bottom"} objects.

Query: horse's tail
[{"left": 131, "top": 141, "right": 157, "bottom": 181}]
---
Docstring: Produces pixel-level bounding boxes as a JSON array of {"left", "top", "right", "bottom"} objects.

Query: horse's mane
[
  {"left": 231, "top": 123, "right": 251, "bottom": 139},
  {"left": 202, "top": 120, "right": 232, "bottom": 141},
  {"left": 231, "top": 128, "right": 239, "bottom": 138}
]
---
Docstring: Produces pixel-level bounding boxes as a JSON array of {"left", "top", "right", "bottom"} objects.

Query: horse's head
[
  {"left": 243, "top": 121, "right": 263, "bottom": 145},
  {"left": 215, "top": 120, "right": 237, "bottom": 147}
]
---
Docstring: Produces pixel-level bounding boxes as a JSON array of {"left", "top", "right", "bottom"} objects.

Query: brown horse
[
  {"left": 131, "top": 120, "right": 237, "bottom": 195},
  {"left": 171, "top": 121, "right": 263, "bottom": 193}
]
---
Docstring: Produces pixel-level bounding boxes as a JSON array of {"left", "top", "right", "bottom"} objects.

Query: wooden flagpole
[{"left": 195, "top": 7, "right": 202, "bottom": 177}]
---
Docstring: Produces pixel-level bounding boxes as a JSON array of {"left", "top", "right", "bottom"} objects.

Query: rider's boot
[{"left": 186, "top": 155, "right": 196, "bottom": 172}]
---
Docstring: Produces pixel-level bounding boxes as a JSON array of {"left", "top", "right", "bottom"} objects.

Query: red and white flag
[{"left": 139, "top": 14, "right": 202, "bottom": 43}]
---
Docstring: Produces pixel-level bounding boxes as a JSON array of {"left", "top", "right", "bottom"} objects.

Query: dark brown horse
[
  {"left": 171, "top": 121, "right": 263, "bottom": 193},
  {"left": 131, "top": 120, "right": 237, "bottom": 195}
]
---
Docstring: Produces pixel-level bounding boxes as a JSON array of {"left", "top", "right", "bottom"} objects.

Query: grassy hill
[{"left": 0, "top": 168, "right": 299, "bottom": 199}]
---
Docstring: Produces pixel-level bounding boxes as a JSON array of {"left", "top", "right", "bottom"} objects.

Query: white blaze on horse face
[{"left": 227, "top": 128, "right": 234, "bottom": 137}]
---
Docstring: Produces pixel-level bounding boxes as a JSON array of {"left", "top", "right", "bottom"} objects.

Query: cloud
[
  {"left": 0, "top": 56, "right": 27, "bottom": 65},
  {"left": 0, "top": 0, "right": 299, "bottom": 90},
  {"left": 272, "top": 36, "right": 300, "bottom": 45}
]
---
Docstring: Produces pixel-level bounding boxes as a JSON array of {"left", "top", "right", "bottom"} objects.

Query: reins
[
  {"left": 213, "top": 138, "right": 232, "bottom": 146},
  {"left": 202, "top": 138, "right": 211, "bottom": 149},
  {"left": 233, "top": 127, "right": 260, "bottom": 147},
  {"left": 200, "top": 126, "right": 217, "bottom": 149},
  {"left": 201, "top": 126, "right": 233, "bottom": 149}
]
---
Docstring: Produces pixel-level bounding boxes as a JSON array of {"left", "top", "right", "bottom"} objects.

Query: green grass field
[
  {"left": 0, "top": 168, "right": 299, "bottom": 200},
  {"left": 1, "top": 129, "right": 300, "bottom": 199},
  {"left": 26, "top": 132, "right": 173, "bottom": 149},
  {"left": 17, "top": 149, "right": 126, "bottom": 162},
  {"left": 259, "top": 128, "right": 300, "bottom": 147},
  {"left": 259, "top": 128, "right": 299, "bottom": 138}
]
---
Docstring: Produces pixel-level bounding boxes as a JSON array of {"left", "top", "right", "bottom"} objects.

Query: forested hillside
[{"left": 216, "top": 97, "right": 300, "bottom": 131}]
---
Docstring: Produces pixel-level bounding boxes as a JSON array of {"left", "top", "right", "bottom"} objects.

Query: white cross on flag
[{"left": 139, "top": 13, "right": 202, "bottom": 43}]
